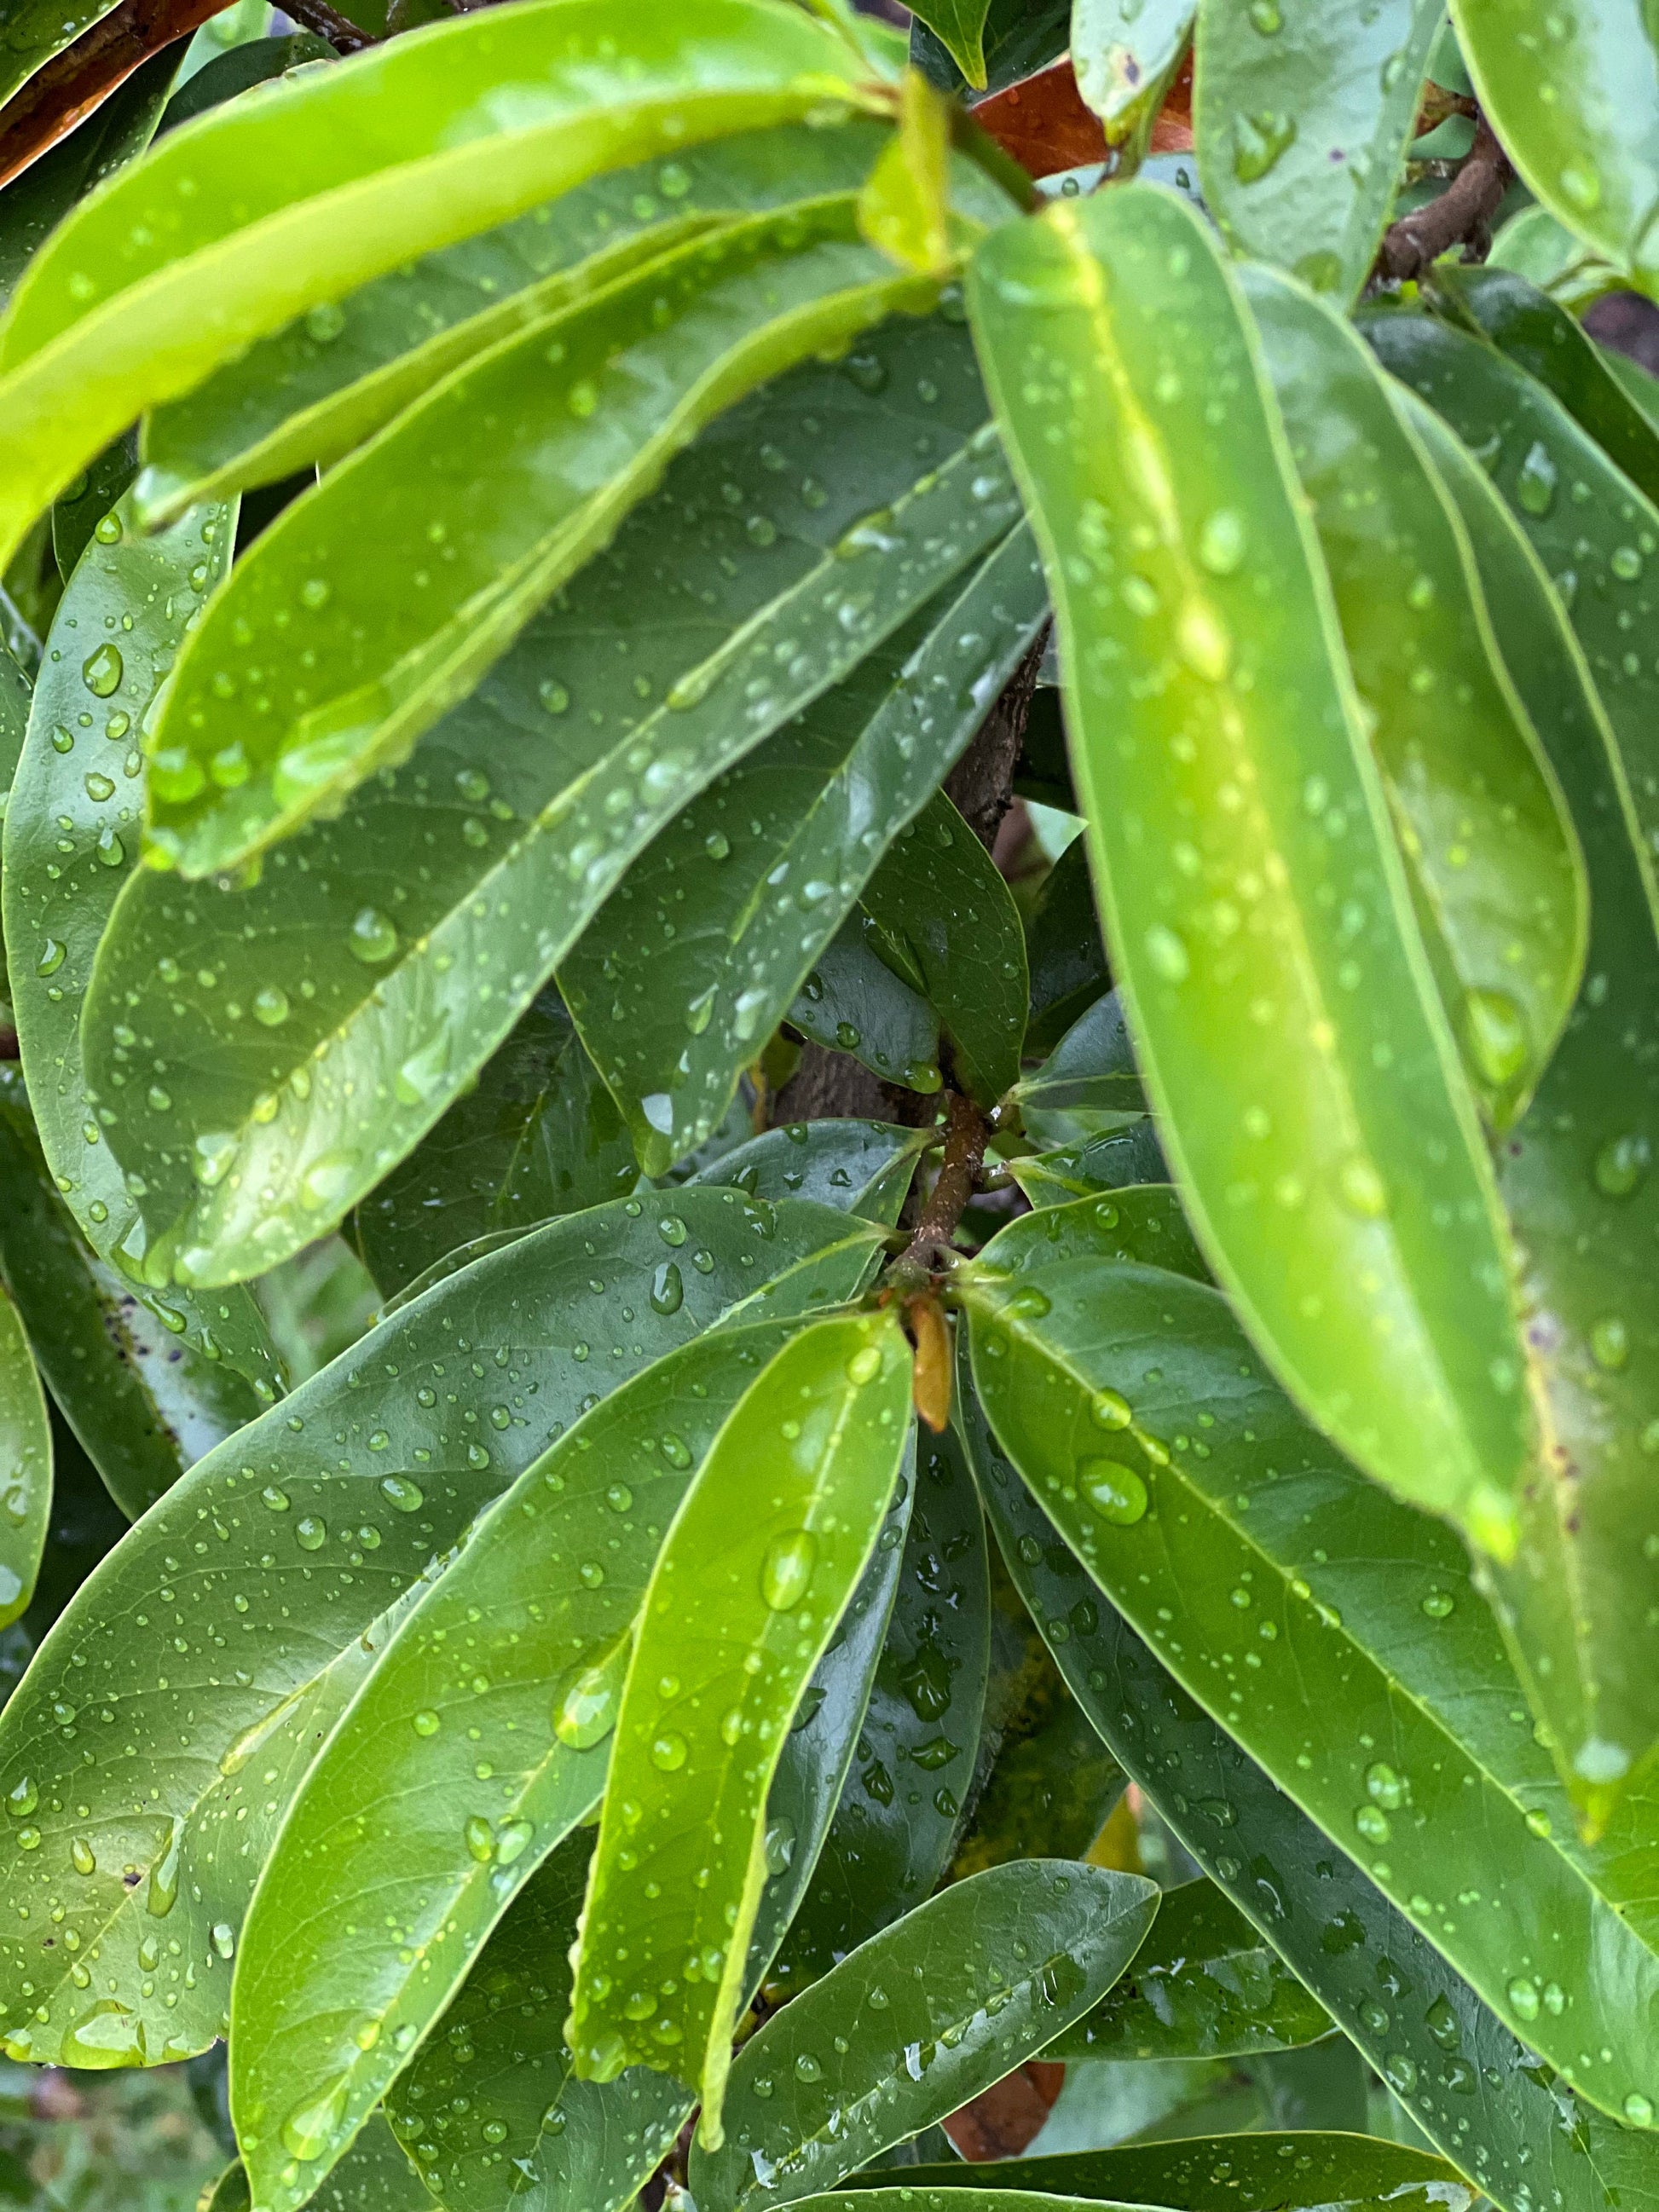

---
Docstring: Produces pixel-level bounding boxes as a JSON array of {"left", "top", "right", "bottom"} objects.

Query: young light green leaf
[
  {"left": 352, "top": 986, "right": 635, "bottom": 1299},
  {"left": 0, "top": 0, "right": 890, "bottom": 575},
  {"left": 1005, "top": 1123, "right": 1171, "bottom": 1211},
  {"left": 957, "top": 1198, "right": 1659, "bottom": 2127},
  {"left": 561, "top": 525, "right": 1045, "bottom": 1169},
  {"left": 0, "top": 1280, "right": 50, "bottom": 1629},
  {"left": 2, "top": 488, "right": 285, "bottom": 1401},
  {"left": 144, "top": 205, "right": 944, "bottom": 880},
  {"left": 81, "top": 316, "right": 1012, "bottom": 1288},
  {"left": 1449, "top": 0, "right": 1659, "bottom": 293},
  {"left": 232, "top": 1311, "right": 827, "bottom": 2212},
  {"left": 1025, "top": 833, "right": 1108, "bottom": 1055},
  {"left": 858, "top": 70, "right": 955, "bottom": 275},
  {"left": 1048, "top": 1877, "right": 1332, "bottom": 2060},
  {"left": 1196, "top": 0, "right": 1441, "bottom": 301},
  {"left": 771, "top": 1422, "right": 990, "bottom": 1991},
  {"left": 789, "top": 918, "right": 943, "bottom": 1093},
  {"left": 970, "top": 184, "right": 1533, "bottom": 1559},
  {"left": 0, "top": 1071, "right": 267, "bottom": 1518},
  {"left": 1242, "top": 264, "right": 1587, "bottom": 1129},
  {"left": 1072, "top": 0, "right": 1193, "bottom": 153},
  {"left": 969, "top": 1425, "right": 1650, "bottom": 2212},
  {"left": 0, "top": 1189, "right": 876, "bottom": 2069},
  {"left": 1409, "top": 394, "right": 1659, "bottom": 1831},
  {"left": 566, "top": 1308, "right": 911, "bottom": 2140},
  {"left": 904, "top": 0, "right": 995, "bottom": 91},
  {"left": 689, "top": 1858, "right": 1158, "bottom": 2211},
  {"left": 860, "top": 791, "right": 1028, "bottom": 1105},
  {"left": 691, "top": 1121, "right": 930, "bottom": 1227}
]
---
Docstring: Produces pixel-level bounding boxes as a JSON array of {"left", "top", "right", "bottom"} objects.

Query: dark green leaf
[
  {"left": 688, "top": 1857, "right": 1158, "bottom": 2211},
  {"left": 947, "top": 1643, "right": 1124, "bottom": 1876},
  {"left": 1009, "top": 991, "right": 1145, "bottom": 1140},
  {"left": 905, "top": 0, "right": 994, "bottom": 90},
  {"left": 353, "top": 985, "right": 635, "bottom": 1298},
  {"left": 152, "top": 34, "right": 337, "bottom": 141},
  {"left": 203, "top": 2114, "right": 427, "bottom": 2212},
  {"left": 789, "top": 919, "right": 942, "bottom": 1093},
  {"left": 910, "top": 0, "right": 1070, "bottom": 99},
  {"left": 1024, "top": 835, "right": 1107, "bottom": 1056},
  {"left": 691, "top": 1121, "right": 930, "bottom": 1227},
  {"left": 50, "top": 431, "right": 136, "bottom": 586},
  {"left": 0, "top": 1278, "right": 49, "bottom": 1628},
  {"left": 1006, "top": 1123, "right": 1170, "bottom": 1210}
]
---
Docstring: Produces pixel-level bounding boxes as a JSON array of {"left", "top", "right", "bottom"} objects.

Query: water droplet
[
  {"left": 70, "top": 1836, "right": 95, "bottom": 1875},
  {"left": 1420, "top": 1588, "right": 1454, "bottom": 1619},
  {"left": 1523, "top": 1805, "right": 1552, "bottom": 1838},
  {"left": 1559, "top": 163, "right": 1602, "bottom": 212},
  {"left": 465, "top": 1816, "right": 495, "bottom": 1863},
  {"left": 84, "top": 771, "right": 114, "bottom": 802},
  {"left": 1248, "top": 0, "right": 1280, "bottom": 26},
  {"left": 6, "top": 1778, "right": 37, "bottom": 1819},
  {"left": 1144, "top": 923, "right": 1190, "bottom": 984},
  {"left": 349, "top": 908, "right": 398, "bottom": 965},
  {"left": 495, "top": 1818, "right": 533, "bottom": 1867},
  {"left": 1594, "top": 1131, "right": 1649, "bottom": 1197},
  {"left": 280, "top": 2077, "right": 349, "bottom": 2162},
  {"left": 262, "top": 1485, "right": 290, "bottom": 1511},
  {"left": 1517, "top": 442, "right": 1558, "bottom": 517},
  {"left": 253, "top": 985, "right": 290, "bottom": 1028},
  {"left": 795, "top": 2051, "right": 823, "bottom": 2082},
  {"left": 1197, "top": 508, "right": 1247, "bottom": 575},
  {"left": 1463, "top": 987, "right": 1528, "bottom": 1089},
  {"left": 212, "top": 1922, "right": 235, "bottom": 1960},
  {"left": 1612, "top": 544, "right": 1644, "bottom": 581},
  {"left": 658, "top": 1215, "right": 687, "bottom": 1248},
  {"left": 846, "top": 1344, "right": 882, "bottom": 1385},
  {"left": 82, "top": 644, "right": 123, "bottom": 697},
  {"left": 761, "top": 1531, "right": 817, "bottom": 1612},
  {"left": 1354, "top": 1804, "right": 1390, "bottom": 1844},
  {"left": 650, "top": 1731, "right": 688, "bottom": 1772},
  {"left": 1624, "top": 2091, "right": 1655, "bottom": 2127},
  {"left": 36, "top": 940, "right": 65, "bottom": 978},
  {"left": 1592, "top": 1315, "right": 1628, "bottom": 1371},
  {"left": 1507, "top": 1975, "right": 1540, "bottom": 2020},
  {"left": 295, "top": 1515, "right": 327, "bottom": 1551},
  {"left": 413, "top": 1709, "right": 441, "bottom": 1737},
  {"left": 553, "top": 1655, "right": 622, "bottom": 1751},
  {"left": 650, "top": 1262, "right": 684, "bottom": 1316},
  {"left": 1364, "top": 1760, "right": 1407, "bottom": 1810},
  {"left": 1233, "top": 108, "right": 1297, "bottom": 182},
  {"left": 380, "top": 1477, "right": 424, "bottom": 1512},
  {"left": 1091, "top": 1388, "right": 1132, "bottom": 1430},
  {"left": 147, "top": 1821, "right": 182, "bottom": 1918},
  {"left": 1080, "top": 1458, "right": 1149, "bottom": 1525}
]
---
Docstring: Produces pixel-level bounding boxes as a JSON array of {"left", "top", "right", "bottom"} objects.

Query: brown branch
[
  {"left": 945, "top": 627, "right": 1047, "bottom": 852},
  {"left": 277, "top": 0, "right": 373, "bottom": 50},
  {"left": 1375, "top": 108, "right": 1512, "bottom": 285},
  {"left": 886, "top": 1089, "right": 988, "bottom": 1290}
]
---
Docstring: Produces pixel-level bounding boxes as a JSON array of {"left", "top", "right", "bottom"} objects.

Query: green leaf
[
  {"left": 688, "top": 1857, "right": 1157, "bottom": 2211},
  {"left": 905, "top": 0, "right": 995, "bottom": 91},
  {"left": 1072, "top": 0, "right": 1193, "bottom": 153},
  {"left": 770, "top": 1422, "right": 990, "bottom": 1992},
  {"left": 51, "top": 430, "right": 136, "bottom": 586},
  {"left": 910, "top": 0, "right": 1070, "bottom": 99},
  {"left": 1242, "top": 264, "right": 1587, "bottom": 1130},
  {"left": 352, "top": 986, "right": 635, "bottom": 1299},
  {"left": 2, "top": 488, "right": 285, "bottom": 1402},
  {"left": 135, "top": 120, "right": 890, "bottom": 528},
  {"left": 1006, "top": 1123, "right": 1171, "bottom": 1210},
  {"left": 0, "top": 1188, "right": 877, "bottom": 2068},
  {"left": 152, "top": 34, "right": 338, "bottom": 143},
  {"left": 691, "top": 1121, "right": 930, "bottom": 1226},
  {"left": 858, "top": 70, "right": 956, "bottom": 274},
  {"left": 1603, "top": 342, "right": 1659, "bottom": 435},
  {"left": 233, "top": 1308, "right": 833, "bottom": 2212},
  {"left": 1360, "top": 311, "right": 1659, "bottom": 859},
  {"left": 1448, "top": 0, "right": 1659, "bottom": 293},
  {"left": 0, "top": 1278, "right": 50, "bottom": 1629},
  {"left": 969, "top": 1429, "right": 1651, "bottom": 2212},
  {"left": 0, "top": 0, "right": 888, "bottom": 575},
  {"left": 0, "top": 1071, "right": 267, "bottom": 1518},
  {"left": 80, "top": 315, "right": 1014, "bottom": 1288},
  {"left": 1009, "top": 990, "right": 1145, "bottom": 1142},
  {"left": 562, "top": 524, "right": 1045, "bottom": 1169},
  {"left": 1407, "top": 393, "right": 1659, "bottom": 1829},
  {"left": 1048, "top": 1876, "right": 1332, "bottom": 2060},
  {"left": 789, "top": 917, "right": 942, "bottom": 1092},
  {"left": 145, "top": 205, "right": 947, "bottom": 880},
  {"left": 204, "top": 2114, "right": 428, "bottom": 2212},
  {"left": 1024, "top": 834, "right": 1107, "bottom": 1055},
  {"left": 946, "top": 1642, "right": 1124, "bottom": 1875},
  {"left": 860, "top": 792, "right": 1028, "bottom": 1105},
  {"left": 1195, "top": 0, "right": 1441, "bottom": 302},
  {"left": 0, "top": 0, "right": 124, "bottom": 113},
  {"left": 970, "top": 185, "right": 1533, "bottom": 1559},
  {"left": 1487, "top": 205, "right": 1618, "bottom": 311},
  {"left": 956, "top": 1196, "right": 1659, "bottom": 2128},
  {"left": 567, "top": 1309, "right": 911, "bottom": 2137}
]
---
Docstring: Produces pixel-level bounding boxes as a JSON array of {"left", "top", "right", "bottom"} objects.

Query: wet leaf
[
  {"left": 910, "top": 0, "right": 1070, "bottom": 101},
  {"left": 1408, "top": 395, "right": 1659, "bottom": 1831},
  {"left": 0, "top": 1278, "right": 50, "bottom": 1628},
  {"left": 0, "top": 1188, "right": 877, "bottom": 2068},
  {"left": 204, "top": 2114, "right": 427, "bottom": 2212},
  {"left": 905, "top": 0, "right": 995, "bottom": 91},
  {"left": 858, "top": 70, "right": 955, "bottom": 274},
  {"left": 1005, "top": 1123, "right": 1171, "bottom": 1210},
  {"left": 1243, "top": 264, "right": 1587, "bottom": 1129},
  {"left": 957, "top": 1197, "right": 1659, "bottom": 2128},
  {"left": 970, "top": 1427, "right": 1650, "bottom": 2212},
  {"left": 1049, "top": 1877, "right": 1332, "bottom": 2059},
  {"left": 1009, "top": 990, "right": 1144, "bottom": 1143},
  {"left": 562, "top": 524, "right": 1044, "bottom": 1170},
  {"left": 0, "top": 1070, "right": 267, "bottom": 1517},
  {"left": 353, "top": 986, "right": 635, "bottom": 1299},
  {"left": 0, "top": 0, "right": 891, "bottom": 574},
  {"left": 789, "top": 917, "right": 942, "bottom": 1093},
  {"left": 947, "top": 1642, "right": 1124, "bottom": 1876},
  {"left": 1024, "top": 834, "right": 1107, "bottom": 1055},
  {"left": 688, "top": 1857, "right": 1157, "bottom": 2210},
  {"left": 1072, "top": 0, "right": 1192, "bottom": 153},
  {"left": 81, "top": 316, "right": 1014, "bottom": 1287},
  {"left": 567, "top": 1309, "right": 910, "bottom": 2138},
  {"left": 860, "top": 792, "right": 1028, "bottom": 1106},
  {"left": 2, "top": 488, "right": 285, "bottom": 1401},
  {"left": 0, "top": 0, "right": 209, "bottom": 196},
  {"left": 152, "top": 32, "right": 337, "bottom": 141},
  {"left": 1196, "top": 0, "right": 1441, "bottom": 301},
  {"left": 1449, "top": 0, "right": 1659, "bottom": 293},
  {"left": 691, "top": 1121, "right": 931, "bottom": 1227},
  {"left": 772, "top": 1422, "right": 990, "bottom": 1991},
  {"left": 971, "top": 185, "right": 1534, "bottom": 1558}
]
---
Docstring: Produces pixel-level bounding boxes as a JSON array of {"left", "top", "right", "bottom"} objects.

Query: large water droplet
[
  {"left": 82, "top": 644, "right": 123, "bottom": 698},
  {"left": 761, "top": 1531, "right": 817, "bottom": 1612},
  {"left": 1463, "top": 987, "right": 1528, "bottom": 1089},
  {"left": 280, "top": 2077, "right": 350, "bottom": 2162},
  {"left": 1233, "top": 108, "right": 1297, "bottom": 182},
  {"left": 349, "top": 908, "right": 398, "bottom": 965},
  {"left": 1081, "top": 1458, "right": 1149, "bottom": 1525},
  {"left": 1516, "top": 442, "right": 1558, "bottom": 517}
]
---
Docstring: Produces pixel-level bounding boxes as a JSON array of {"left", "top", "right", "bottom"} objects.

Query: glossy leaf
[
  {"left": 145, "top": 206, "right": 948, "bottom": 880},
  {"left": 1196, "top": 0, "right": 1441, "bottom": 301},
  {"left": 905, "top": 0, "right": 994, "bottom": 91},
  {"left": 136, "top": 121, "right": 887, "bottom": 525},
  {"left": 1409, "top": 395, "right": 1659, "bottom": 1828},
  {"left": 772, "top": 1421, "right": 990, "bottom": 1990},
  {"left": 689, "top": 1857, "right": 1158, "bottom": 2211},
  {"left": 910, "top": 0, "right": 1070, "bottom": 101},
  {"left": 691, "top": 1120, "right": 929, "bottom": 1226},
  {"left": 81, "top": 315, "right": 1014, "bottom": 1288},
  {"left": 352, "top": 986, "right": 635, "bottom": 1298},
  {"left": 972, "top": 1437, "right": 1655, "bottom": 2212},
  {"left": 860, "top": 790, "right": 1027, "bottom": 1106},
  {"left": 1009, "top": 990, "right": 1144, "bottom": 1143},
  {"left": 1361, "top": 310, "right": 1659, "bottom": 858},
  {"left": 0, "top": 0, "right": 124, "bottom": 114},
  {"left": 51, "top": 430, "right": 136, "bottom": 586},
  {"left": 152, "top": 33, "right": 338, "bottom": 142},
  {"left": 0, "top": 0, "right": 891, "bottom": 573},
  {"left": 1072, "top": 0, "right": 1192, "bottom": 153},
  {"left": 1049, "top": 1877, "right": 1332, "bottom": 2060},
  {"left": 0, "top": 1070, "right": 267, "bottom": 1518},
  {"left": 0, "top": 1279, "right": 49, "bottom": 1629},
  {"left": 561, "top": 523, "right": 1046, "bottom": 1170},
  {"left": 957, "top": 1196, "right": 1659, "bottom": 2125},
  {"left": 1449, "top": 0, "right": 1659, "bottom": 293},
  {"left": 971, "top": 186, "right": 1533, "bottom": 1557},
  {"left": 1242, "top": 264, "right": 1587, "bottom": 1129},
  {"left": 233, "top": 1311, "right": 830, "bottom": 2212},
  {"left": 1604, "top": 342, "right": 1659, "bottom": 435},
  {"left": 203, "top": 2115, "right": 428, "bottom": 2212},
  {"left": 1006, "top": 1123, "right": 1171, "bottom": 1210},
  {"left": 0, "top": 1188, "right": 877, "bottom": 2068},
  {"left": 947, "top": 1642, "right": 1124, "bottom": 1875},
  {"left": 789, "top": 916, "right": 942, "bottom": 1092},
  {"left": 3, "top": 488, "right": 286, "bottom": 1400},
  {"left": 1025, "top": 833, "right": 1107, "bottom": 1055},
  {"left": 567, "top": 1308, "right": 910, "bottom": 2136}
]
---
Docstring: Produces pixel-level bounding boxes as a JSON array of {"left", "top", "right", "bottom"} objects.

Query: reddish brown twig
[{"left": 886, "top": 1090, "right": 988, "bottom": 1290}]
